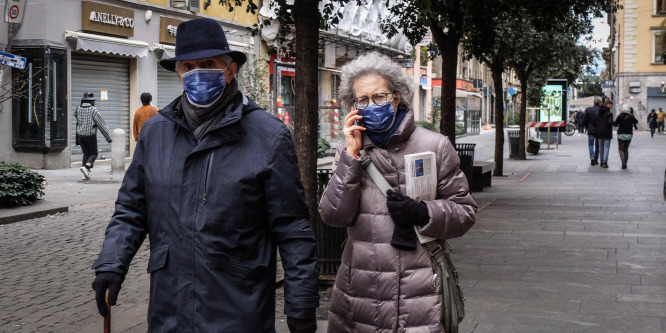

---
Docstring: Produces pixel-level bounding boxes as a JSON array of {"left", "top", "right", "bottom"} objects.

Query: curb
[{"left": 0, "top": 200, "right": 69, "bottom": 225}]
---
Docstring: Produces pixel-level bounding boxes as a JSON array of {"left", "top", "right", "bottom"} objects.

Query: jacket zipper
[{"left": 202, "top": 152, "right": 214, "bottom": 204}]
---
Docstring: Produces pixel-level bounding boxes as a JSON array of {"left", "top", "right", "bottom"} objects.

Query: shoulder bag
[{"left": 359, "top": 149, "right": 465, "bottom": 333}]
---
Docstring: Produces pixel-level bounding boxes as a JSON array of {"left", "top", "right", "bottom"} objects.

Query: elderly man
[{"left": 91, "top": 18, "right": 319, "bottom": 333}]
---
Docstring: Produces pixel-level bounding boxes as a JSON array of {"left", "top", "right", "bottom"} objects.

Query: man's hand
[
  {"left": 287, "top": 316, "right": 317, "bottom": 333},
  {"left": 92, "top": 272, "right": 124, "bottom": 317},
  {"left": 386, "top": 190, "right": 429, "bottom": 228}
]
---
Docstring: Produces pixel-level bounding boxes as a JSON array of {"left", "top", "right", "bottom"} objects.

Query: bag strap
[
  {"left": 359, "top": 149, "right": 392, "bottom": 197},
  {"left": 152, "top": 106, "right": 158, "bottom": 116},
  {"left": 359, "top": 149, "right": 446, "bottom": 257}
]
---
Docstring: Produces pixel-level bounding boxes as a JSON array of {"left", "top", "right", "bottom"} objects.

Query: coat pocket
[
  {"left": 207, "top": 249, "right": 268, "bottom": 281},
  {"left": 147, "top": 245, "right": 169, "bottom": 273}
]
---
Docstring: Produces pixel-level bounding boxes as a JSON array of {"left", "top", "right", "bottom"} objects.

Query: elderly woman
[{"left": 319, "top": 52, "right": 477, "bottom": 332}]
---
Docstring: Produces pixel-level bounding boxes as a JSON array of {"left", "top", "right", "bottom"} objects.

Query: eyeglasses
[{"left": 353, "top": 92, "right": 394, "bottom": 110}]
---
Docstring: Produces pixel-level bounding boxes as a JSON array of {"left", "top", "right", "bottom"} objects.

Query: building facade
[
  {"left": 611, "top": 0, "right": 666, "bottom": 128},
  {"left": 0, "top": 0, "right": 257, "bottom": 169}
]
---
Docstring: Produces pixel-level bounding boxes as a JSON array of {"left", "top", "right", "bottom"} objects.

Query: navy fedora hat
[{"left": 160, "top": 17, "right": 247, "bottom": 72}]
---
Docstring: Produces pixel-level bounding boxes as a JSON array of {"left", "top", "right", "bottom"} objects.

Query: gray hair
[{"left": 338, "top": 52, "right": 414, "bottom": 112}]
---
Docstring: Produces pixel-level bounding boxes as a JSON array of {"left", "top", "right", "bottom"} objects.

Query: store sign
[
  {"left": 456, "top": 79, "right": 474, "bottom": 91},
  {"left": 160, "top": 17, "right": 185, "bottom": 45},
  {"left": 602, "top": 79, "right": 615, "bottom": 88},
  {"left": 393, "top": 57, "right": 413, "bottom": 68},
  {"left": 81, "top": 1, "right": 134, "bottom": 37}
]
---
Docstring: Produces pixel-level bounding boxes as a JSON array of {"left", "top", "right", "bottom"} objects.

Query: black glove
[
  {"left": 92, "top": 271, "right": 124, "bottom": 317},
  {"left": 386, "top": 190, "right": 430, "bottom": 228},
  {"left": 391, "top": 224, "right": 418, "bottom": 250},
  {"left": 287, "top": 316, "right": 317, "bottom": 333}
]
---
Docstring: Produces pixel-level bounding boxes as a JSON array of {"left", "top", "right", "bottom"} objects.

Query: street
[{"left": 1, "top": 127, "right": 665, "bottom": 332}]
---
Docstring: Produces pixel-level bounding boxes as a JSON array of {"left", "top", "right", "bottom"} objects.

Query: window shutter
[{"left": 189, "top": 0, "right": 200, "bottom": 12}]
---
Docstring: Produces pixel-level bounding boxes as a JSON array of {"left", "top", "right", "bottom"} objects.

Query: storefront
[{"left": 0, "top": 0, "right": 257, "bottom": 168}]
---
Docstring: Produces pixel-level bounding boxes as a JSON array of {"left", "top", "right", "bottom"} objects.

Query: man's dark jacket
[
  {"left": 595, "top": 106, "right": 614, "bottom": 140},
  {"left": 93, "top": 94, "right": 319, "bottom": 332},
  {"left": 583, "top": 104, "right": 600, "bottom": 135}
]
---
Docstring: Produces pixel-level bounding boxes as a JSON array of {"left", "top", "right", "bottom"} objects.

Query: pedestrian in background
[
  {"left": 582, "top": 96, "right": 603, "bottom": 165},
  {"left": 91, "top": 18, "right": 319, "bottom": 333},
  {"left": 648, "top": 109, "right": 659, "bottom": 138},
  {"left": 595, "top": 99, "right": 614, "bottom": 169},
  {"left": 575, "top": 107, "right": 585, "bottom": 134},
  {"left": 657, "top": 107, "right": 665, "bottom": 134},
  {"left": 614, "top": 104, "right": 639, "bottom": 169},
  {"left": 319, "top": 52, "right": 477, "bottom": 332},
  {"left": 74, "top": 92, "right": 112, "bottom": 180},
  {"left": 132, "top": 92, "right": 158, "bottom": 141}
]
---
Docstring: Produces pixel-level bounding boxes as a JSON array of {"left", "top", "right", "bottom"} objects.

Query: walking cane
[{"left": 104, "top": 290, "right": 111, "bottom": 333}]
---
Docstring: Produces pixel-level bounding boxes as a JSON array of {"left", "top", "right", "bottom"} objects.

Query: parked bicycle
[{"left": 564, "top": 121, "right": 577, "bottom": 136}]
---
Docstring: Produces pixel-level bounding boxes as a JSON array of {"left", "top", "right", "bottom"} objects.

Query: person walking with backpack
[
  {"left": 614, "top": 104, "right": 639, "bottom": 169},
  {"left": 132, "top": 92, "right": 159, "bottom": 141},
  {"left": 595, "top": 99, "right": 615, "bottom": 169},
  {"left": 74, "top": 92, "right": 112, "bottom": 180}
]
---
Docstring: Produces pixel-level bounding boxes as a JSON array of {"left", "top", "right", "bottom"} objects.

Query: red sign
[
  {"left": 9, "top": 5, "right": 19, "bottom": 19},
  {"left": 269, "top": 54, "right": 295, "bottom": 77},
  {"left": 456, "top": 79, "right": 474, "bottom": 91}
]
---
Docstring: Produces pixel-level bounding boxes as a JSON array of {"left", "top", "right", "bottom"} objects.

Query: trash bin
[
  {"left": 507, "top": 130, "right": 520, "bottom": 158},
  {"left": 316, "top": 169, "right": 347, "bottom": 275},
  {"left": 454, "top": 143, "right": 476, "bottom": 187}
]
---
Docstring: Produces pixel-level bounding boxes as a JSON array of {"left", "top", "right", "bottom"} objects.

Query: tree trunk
[
  {"left": 293, "top": 0, "right": 320, "bottom": 231},
  {"left": 491, "top": 63, "right": 504, "bottom": 176},
  {"left": 430, "top": 22, "right": 461, "bottom": 145},
  {"left": 518, "top": 75, "right": 528, "bottom": 160}
]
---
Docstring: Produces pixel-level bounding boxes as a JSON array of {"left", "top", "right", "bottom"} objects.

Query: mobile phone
[{"left": 355, "top": 119, "right": 363, "bottom": 127}]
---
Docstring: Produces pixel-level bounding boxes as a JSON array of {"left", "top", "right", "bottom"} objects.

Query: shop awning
[
  {"left": 456, "top": 89, "right": 483, "bottom": 98},
  {"left": 65, "top": 30, "right": 149, "bottom": 58},
  {"left": 152, "top": 43, "right": 176, "bottom": 59}
]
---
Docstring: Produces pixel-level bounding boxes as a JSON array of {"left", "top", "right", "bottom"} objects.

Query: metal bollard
[{"left": 111, "top": 128, "right": 126, "bottom": 174}]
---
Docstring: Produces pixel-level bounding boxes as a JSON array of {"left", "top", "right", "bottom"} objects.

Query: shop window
[{"left": 11, "top": 45, "right": 68, "bottom": 153}]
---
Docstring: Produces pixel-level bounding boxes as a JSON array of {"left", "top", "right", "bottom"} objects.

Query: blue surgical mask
[
  {"left": 182, "top": 68, "right": 227, "bottom": 108},
  {"left": 359, "top": 102, "right": 396, "bottom": 132}
]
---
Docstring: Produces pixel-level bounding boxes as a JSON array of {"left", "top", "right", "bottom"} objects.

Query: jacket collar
[
  {"left": 160, "top": 93, "right": 248, "bottom": 153},
  {"left": 362, "top": 107, "right": 416, "bottom": 150}
]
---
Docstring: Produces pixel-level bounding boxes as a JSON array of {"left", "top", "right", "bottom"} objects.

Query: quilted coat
[
  {"left": 319, "top": 109, "right": 477, "bottom": 332},
  {"left": 93, "top": 94, "right": 319, "bottom": 332}
]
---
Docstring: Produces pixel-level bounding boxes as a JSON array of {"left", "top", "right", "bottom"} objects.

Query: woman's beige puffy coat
[{"left": 319, "top": 109, "right": 477, "bottom": 332}]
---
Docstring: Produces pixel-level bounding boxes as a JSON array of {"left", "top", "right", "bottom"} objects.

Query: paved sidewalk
[
  {"left": 1, "top": 128, "right": 665, "bottom": 332},
  {"left": 455, "top": 128, "right": 666, "bottom": 332}
]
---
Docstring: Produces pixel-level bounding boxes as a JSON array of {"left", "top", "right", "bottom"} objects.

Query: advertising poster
[{"left": 540, "top": 84, "right": 565, "bottom": 122}]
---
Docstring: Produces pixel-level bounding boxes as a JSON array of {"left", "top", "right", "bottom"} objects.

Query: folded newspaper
[{"left": 404, "top": 151, "right": 438, "bottom": 244}]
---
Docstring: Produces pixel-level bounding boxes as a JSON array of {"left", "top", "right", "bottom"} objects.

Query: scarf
[
  {"left": 364, "top": 109, "right": 407, "bottom": 148},
  {"left": 182, "top": 78, "right": 239, "bottom": 142}
]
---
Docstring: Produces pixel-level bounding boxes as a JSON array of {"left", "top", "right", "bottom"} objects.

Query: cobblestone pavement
[
  {"left": 1, "top": 128, "right": 665, "bottom": 332},
  {"left": 0, "top": 202, "right": 151, "bottom": 332}
]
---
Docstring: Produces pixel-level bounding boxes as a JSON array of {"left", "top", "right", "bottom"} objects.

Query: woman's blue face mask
[
  {"left": 181, "top": 68, "right": 227, "bottom": 108},
  {"left": 359, "top": 102, "right": 397, "bottom": 133}
]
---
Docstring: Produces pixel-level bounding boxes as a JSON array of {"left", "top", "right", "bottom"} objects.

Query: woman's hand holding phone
[{"left": 343, "top": 109, "right": 365, "bottom": 158}]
